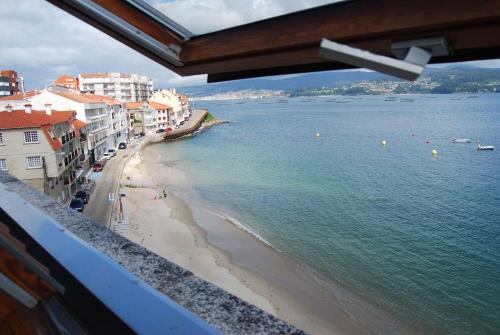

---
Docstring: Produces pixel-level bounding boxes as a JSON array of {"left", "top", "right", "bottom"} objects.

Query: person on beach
[{"left": 163, "top": 190, "right": 167, "bottom": 198}]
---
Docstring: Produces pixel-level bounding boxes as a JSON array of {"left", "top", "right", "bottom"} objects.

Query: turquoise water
[{"left": 158, "top": 95, "right": 499, "bottom": 334}]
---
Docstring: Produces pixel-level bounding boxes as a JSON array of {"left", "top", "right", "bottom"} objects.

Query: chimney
[
  {"left": 44, "top": 103, "right": 52, "bottom": 115},
  {"left": 5, "top": 104, "right": 12, "bottom": 112},
  {"left": 24, "top": 103, "right": 32, "bottom": 114}
]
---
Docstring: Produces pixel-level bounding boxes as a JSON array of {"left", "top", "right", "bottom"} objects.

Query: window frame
[
  {"left": 24, "top": 130, "right": 40, "bottom": 144},
  {"left": 26, "top": 156, "right": 43, "bottom": 169},
  {"left": 0, "top": 158, "right": 7, "bottom": 171}
]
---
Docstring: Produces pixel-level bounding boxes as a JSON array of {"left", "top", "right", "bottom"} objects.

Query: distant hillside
[
  {"left": 178, "top": 71, "right": 388, "bottom": 96},
  {"left": 176, "top": 65, "right": 500, "bottom": 97}
]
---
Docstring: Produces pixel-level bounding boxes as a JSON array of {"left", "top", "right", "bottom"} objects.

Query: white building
[
  {"left": 125, "top": 101, "right": 172, "bottom": 134},
  {"left": 79, "top": 73, "right": 153, "bottom": 102},
  {"left": 30, "top": 91, "right": 112, "bottom": 162},
  {"left": 150, "top": 89, "right": 185, "bottom": 125},
  {"left": 0, "top": 106, "right": 86, "bottom": 202}
]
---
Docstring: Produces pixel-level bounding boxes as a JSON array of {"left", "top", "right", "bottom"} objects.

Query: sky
[{"left": 1, "top": 0, "right": 499, "bottom": 91}]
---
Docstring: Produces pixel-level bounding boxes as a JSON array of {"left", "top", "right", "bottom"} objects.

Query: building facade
[
  {"left": 54, "top": 75, "right": 79, "bottom": 90},
  {"left": 0, "top": 70, "right": 24, "bottom": 96},
  {"left": 79, "top": 73, "right": 153, "bottom": 102},
  {"left": 0, "top": 106, "right": 85, "bottom": 202},
  {"left": 29, "top": 91, "right": 110, "bottom": 162},
  {"left": 150, "top": 88, "right": 187, "bottom": 125},
  {"left": 125, "top": 101, "right": 173, "bottom": 133}
]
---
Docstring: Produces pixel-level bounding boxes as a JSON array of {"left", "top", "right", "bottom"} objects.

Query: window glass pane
[
  {"left": 0, "top": 159, "right": 6, "bottom": 171},
  {"left": 26, "top": 156, "right": 42, "bottom": 169},
  {"left": 143, "top": 0, "right": 345, "bottom": 35},
  {"left": 24, "top": 131, "right": 39, "bottom": 143}
]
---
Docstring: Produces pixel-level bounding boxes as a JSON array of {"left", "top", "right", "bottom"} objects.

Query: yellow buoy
[
  {"left": 381, "top": 139, "right": 387, "bottom": 146},
  {"left": 432, "top": 149, "right": 438, "bottom": 156},
  {"left": 316, "top": 132, "right": 320, "bottom": 137}
]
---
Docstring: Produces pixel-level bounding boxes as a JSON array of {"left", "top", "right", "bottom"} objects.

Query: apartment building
[
  {"left": 30, "top": 91, "right": 110, "bottom": 162},
  {"left": 99, "top": 95, "right": 130, "bottom": 148},
  {"left": 54, "top": 75, "right": 79, "bottom": 90},
  {"left": 150, "top": 102, "right": 173, "bottom": 129},
  {"left": 0, "top": 105, "right": 85, "bottom": 202},
  {"left": 125, "top": 101, "right": 173, "bottom": 134},
  {"left": 150, "top": 88, "right": 188, "bottom": 125},
  {"left": 0, "top": 70, "right": 24, "bottom": 96},
  {"left": 79, "top": 73, "right": 153, "bottom": 102}
]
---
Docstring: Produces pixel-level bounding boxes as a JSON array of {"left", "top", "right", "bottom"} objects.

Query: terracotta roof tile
[
  {"left": 0, "top": 110, "right": 80, "bottom": 151},
  {"left": 53, "top": 91, "right": 120, "bottom": 105},
  {"left": 0, "top": 90, "right": 38, "bottom": 101}
]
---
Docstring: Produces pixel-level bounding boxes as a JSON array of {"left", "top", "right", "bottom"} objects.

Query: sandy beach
[{"left": 116, "top": 141, "right": 380, "bottom": 335}]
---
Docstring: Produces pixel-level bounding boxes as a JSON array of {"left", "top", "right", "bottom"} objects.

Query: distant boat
[
  {"left": 477, "top": 145, "right": 495, "bottom": 151},
  {"left": 452, "top": 138, "right": 471, "bottom": 143}
]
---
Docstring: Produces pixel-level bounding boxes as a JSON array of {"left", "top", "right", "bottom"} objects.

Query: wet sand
[{"left": 118, "top": 143, "right": 399, "bottom": 335}]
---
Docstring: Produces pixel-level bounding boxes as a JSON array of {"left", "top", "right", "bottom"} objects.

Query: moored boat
[
  {"left": 452, "top": 138, "right": 471, "bottom": 143},
  {"left": 477, "top": 145, "right": 495, "bottom": 150}
]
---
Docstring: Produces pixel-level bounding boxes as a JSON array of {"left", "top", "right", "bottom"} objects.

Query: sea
[{"left": 151, "top": 94, "right": 499, "bottom": 335}]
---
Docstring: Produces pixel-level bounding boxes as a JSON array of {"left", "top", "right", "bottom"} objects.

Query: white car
[
  {"left": 101, "top": 152, "right": 112, "bottom": 160},
  {"left": 108, "top": 148, "right": 117, "bottom": 157}
]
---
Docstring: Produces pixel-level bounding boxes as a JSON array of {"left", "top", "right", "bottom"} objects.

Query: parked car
[
  {"left": 75, "top": 190, "right": 89, "bottom": 204},
  {"left": 118, "top": 142, "right": 127, "bottom": 149},
  {"left": 184, "top": 117, "right": 189, "bottom": 121},
  {"left": 102, "top": 153, "right": 112, "bottom": 160},
  {"left": 133, "top": 133, "right": 141, "bottom": 139},
  {"left": 140, "top": 132, "right": 146, "bottom": 137},
  {"left": 156, "top": 128, "right": 165, "bottom": 133},
  {"left": 179, "top": 121, "right": 185, "bottom": 126},
  {"left": 70, "top": 198, "right": 84, "bottom": 212},
  {"left": 93, "top": 162, "right": 105, "bottom": 172},
  {"left": 108, "top": 148, "right": 117, "bottom": 157},
  {"left": 166, "top": 127, "right": 172, "bottom": 132},
  {"left": 175, "top": 125, "right": 180, "bottom": 129}
]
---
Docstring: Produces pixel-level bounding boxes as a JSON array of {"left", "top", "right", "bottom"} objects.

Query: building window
[
  {"left": 24, "top": 131, "right": 39, "bottom": 143},
  {"left": 0, "top": 159, "right": 6, "bottom": 171},
  {"left": 0, "top": 132, "right": 3, "bottom": 144},
  {"left": 26, "top": 156, "right": 42, "bottom": 169}
]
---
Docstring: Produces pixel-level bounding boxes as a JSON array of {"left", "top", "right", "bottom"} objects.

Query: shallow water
[{"left": 152, "top": 94, "right": 500, "bottom": 334}]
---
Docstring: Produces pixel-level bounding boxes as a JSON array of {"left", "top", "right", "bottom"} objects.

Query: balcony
[{"left": 0, "top": 172, "right": 302, "bottom": 334}]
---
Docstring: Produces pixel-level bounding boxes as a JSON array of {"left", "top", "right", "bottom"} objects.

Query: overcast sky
[{"left": 2, "top": 0, "right": 499, "bottom": 90}]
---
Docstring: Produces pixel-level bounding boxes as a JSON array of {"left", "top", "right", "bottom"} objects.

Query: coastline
[{"left": 117, "top": 138, "right": 409, "bottom": 335}]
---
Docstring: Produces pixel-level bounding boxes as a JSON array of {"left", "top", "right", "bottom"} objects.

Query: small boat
[
  {"left": 452, "top": 138, "right": 471, "bottom": 143},
  {"left": 477, "top": 145, "right": 495, "bottom": 151}
]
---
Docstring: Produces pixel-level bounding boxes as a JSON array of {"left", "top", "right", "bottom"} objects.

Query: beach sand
[{"left": 117, "top": 145, "right": 378, "bottom": 335}]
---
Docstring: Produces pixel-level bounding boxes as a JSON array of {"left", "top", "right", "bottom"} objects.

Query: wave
[{"left": 204, "top": 208, "right": 279, "bottom": 251}]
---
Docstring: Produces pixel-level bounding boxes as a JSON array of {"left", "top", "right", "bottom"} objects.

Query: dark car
[
  {"left": 184, "top": 117, "right": 189, "bottom": 121},
  {"left": 75, "top": 190, "right": 89, "bottom": 204},
  {"left": 156, "top": 128, "right": 165, "bottom": 133},
  {"left": 140, "top": 132, "right": 145, "bottom": 137},
  {"left": 70, "top": 198, "right": 84, "bottom": 212},
  {"left": 93, "top": 161, "right": 105, "bottom": 172},
  {"left": 118, "top": 142, "right": 127, "bottom": 149},
  {"left": 179, "top": 121, "right": 185, "bottom": 126}
]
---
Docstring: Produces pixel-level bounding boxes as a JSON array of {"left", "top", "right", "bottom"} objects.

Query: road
[
  {"left": 83, "top": 142, "right": 137, "bottom": 226},
  {"left": 84, "top": 110, "right": 206, "bottom": 226}
]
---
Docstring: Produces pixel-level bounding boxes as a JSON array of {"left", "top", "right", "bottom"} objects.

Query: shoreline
[{"left": 117, "top": 139, "right": 411, "bottom": 335}]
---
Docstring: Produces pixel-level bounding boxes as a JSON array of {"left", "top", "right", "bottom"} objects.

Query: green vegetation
[{"left": 204, "top": 112, "right": 218, "bottom": 122}]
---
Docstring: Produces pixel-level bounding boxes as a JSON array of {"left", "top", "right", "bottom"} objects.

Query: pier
[{"left": 163, "top": 109, "right": 208, "bottom": 140}]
